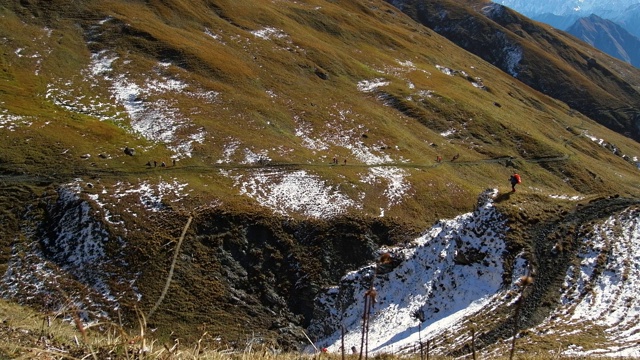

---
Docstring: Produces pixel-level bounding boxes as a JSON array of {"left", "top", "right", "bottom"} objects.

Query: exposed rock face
[
  {"left": 1, "top": 183, "right": 135, "bottom": 322},
  {"left": 0, "top": 181, "right": 411, "bottom": 348}
]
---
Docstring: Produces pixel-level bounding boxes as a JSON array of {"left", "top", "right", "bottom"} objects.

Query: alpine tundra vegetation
[{"left": 0, "top": 0, "right": 639, "bottom": 359}]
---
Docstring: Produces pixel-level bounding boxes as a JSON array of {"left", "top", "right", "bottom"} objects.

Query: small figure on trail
[
  {"left": 436, "top": 155, "right": 442, "bottom": 163},
  {"left": 161, "top": 161, "right": 166, "bottom": 167},
  {"left": 451, "top": 153, "right": 459, "bottom": 162},
  {"left": 172, "top": 159, "right": 176, "bottom": 166},
  {"left": 154, "top": 160, "right": 157, "bottom": 167},
  {"left": 146, "top": 160, "right": 151, "bottom": 167},
  {"left": 332, "top": 156, "right": 338, "bottom": 165},
  {"left": 343, "top": 159, "right": 347, "bottom": 165},
  {"left": 509, "top": 172, "right": 522, "bottom": 192}
]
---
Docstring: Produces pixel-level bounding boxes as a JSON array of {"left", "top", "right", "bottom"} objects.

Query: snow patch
[
  {"left": 241, "top": 148, "right": 271, "bottom": 165},
  {"left": 1, "top": 181, "right": 137, "bottom": 323},
  {"left": 292, "top": 107, "right": 412, "bottom": 211},
  {"left": 309, "top": 189, "right": 509, "bottom": 354},
  {"left": 251, "top": 27, "right": 289, "bottom": 40},
  {"left": 205, "top": 27, "right": 225, "bottom": 44},
  {"left": 46, "top": 35, "right": 214, "bottom": 158},
  {"left": 435, "top": 64, "right": 455, "bottom": 76},
  {"left": 540, "top": 207, "right": 640, "bottom": 357},
  {"left": 235, "top": 169, "right": 358, "bottom": 218},
  {"left": 217, "top": 139, "right": 242, "bottom": 164},
  {"left": 549, "top": 194, "right": 584, "bottom": 201},
  {"left": 504, "top": 44, "right": 523, "bottom": 77},
  {"left": 440, "top": 128, "right": 456, "bottom": 137},
  {"left": 361, "top": 167, "right": 411, "bottom": 207},
  {"left": 481, "top": 3, "right": 506, "bottom": 18},
  {"left": 357, "top": 78, "right": 390, "bottom": 92},
  {"left": 294, "top": 116, "right": 329, "bottom": 152},
  {"left": 90, "top": 50, "right": 118, "bottom": 76},
  {"left": 0, "top": 109, "right": 33, "bottom": 131}
]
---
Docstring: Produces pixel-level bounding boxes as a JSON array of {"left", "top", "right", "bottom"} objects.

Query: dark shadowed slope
[{"left": 388, "top": 0, "right": 640, "bottom": 142}]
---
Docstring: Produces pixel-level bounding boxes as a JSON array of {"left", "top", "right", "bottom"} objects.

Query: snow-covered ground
[
  {"left": 545, "top": 207, "right": 640, "bottom": 358},
  {"left": 0, "top": 176, "right": 193, "bottom": 321},
  {"left": 0, "top": 181, "right": 137, "bottom": 322},
  {"left": 45, "top": 18, "right": 215, "bottom": 159},
  {"left": 308, "top": 189, "right": 518, "bottom": 353},
  {"left": 218, "top": 101, "right": 414, "bottom": 219},
  {"left": 232, "top": 168, "right": 360, "bottom": 218},
  {"left": 87, "top": 177, "right": 191, "bottom": 226},
  {"left": 308, "top": 190, "right": 640, "bottom": 357}
]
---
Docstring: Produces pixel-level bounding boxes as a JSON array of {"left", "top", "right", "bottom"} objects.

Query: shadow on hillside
[{"left": 494, "top": 191, "right": 515, "bottom": 203}]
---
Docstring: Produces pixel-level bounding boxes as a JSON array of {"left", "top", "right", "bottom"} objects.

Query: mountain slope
[
  {"left": 0, "top": 0, "right": 639, "bottom": 356},
  {"left": 495, "top": 0, "right": 640, "bottom": 39},
  {"left": 567, "top": 14, "right": 640, "bottom": 68},
  {"left": 612, "top": 3, "right": 640, "bottom": 39},
  {"left": 493, "top": 0, "right": 640, "bottom": 18},
  {"left": 310, "top": 191, "right": 640, "bottom": 357},
  {"left": 531, "top": 12, "right": 580, "bottom": 30},
  {"left": 388, "top": 0, "right": 640, "bottom": 142}
]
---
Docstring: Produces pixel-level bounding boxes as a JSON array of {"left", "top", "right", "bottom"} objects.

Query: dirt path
[{"left": 0, "top": 152, "right": 574, "bottom": 186}]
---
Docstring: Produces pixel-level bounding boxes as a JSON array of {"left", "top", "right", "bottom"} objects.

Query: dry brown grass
[{"left": 0, "top": 300, "right": 631, "bottom": 360}]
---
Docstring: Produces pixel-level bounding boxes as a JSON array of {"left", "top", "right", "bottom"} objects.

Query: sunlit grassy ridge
[{"left": 1, "top": 0, "right": 640, "bottom": 355}]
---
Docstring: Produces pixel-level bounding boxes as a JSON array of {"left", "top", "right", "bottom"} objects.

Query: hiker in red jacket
[{"left": 510, "top": 172, "right": 521, "bottom": 192}]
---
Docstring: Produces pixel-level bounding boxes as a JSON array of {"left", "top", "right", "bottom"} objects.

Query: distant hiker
[
  {"left": 332, "top": 156, "right": 337, "bottom": 165},
  {"left": 154, "top": 160, "right": 157, "bottom": 167},
  {"left": 172, "top": 159, "right": 176, "bottom": 166},
  {"left": 451, "top": 153, "right": 459, "bottom": 162},
  {"left": 161, "top": 161, "right": 166, "bottom": 167},
  {"left": 509, "top": 172, "right": 522, "bottom": 192},
  {"left": 343, "top": 159, "right": 347, "bottom": 165},
  {"left": 436, "top": 155, "right": 442, "bottom": 163}
]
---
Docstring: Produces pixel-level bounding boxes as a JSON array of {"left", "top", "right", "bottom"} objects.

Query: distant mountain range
[
  {"left": 611, "top": 3, "right": 640, "bottom": 38},
  {"left": 495, "top": 0, "right": 640, "bottom": 33},
  {"left": 495, "top": 0, "right": 639, "bottom": 16},
  {"left": 567, "top": 14, "right": 640, "bottom": 68},
  {"left": 494, "top": 0, "right": 640, "bottom": 68},
  {"left": 389, "top": 0, "right": 640, "bottom": 141}
]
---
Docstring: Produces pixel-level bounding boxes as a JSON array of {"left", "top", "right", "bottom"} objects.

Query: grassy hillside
[
  {"left": 0, "top": 0, "right": 639, "bottom": 355},
  {"left": 388, "top": 0, "right": 640, "bottom": 142}
]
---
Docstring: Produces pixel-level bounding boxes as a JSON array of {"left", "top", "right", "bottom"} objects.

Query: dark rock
[{"left": 314, "top": 68, "right": 329, "bottom": 80}]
